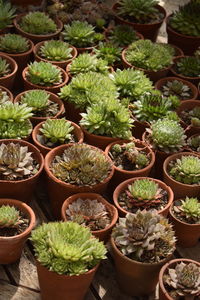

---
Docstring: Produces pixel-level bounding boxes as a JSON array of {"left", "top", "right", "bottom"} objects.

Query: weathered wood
[
  {"left": 177, "top": 242, "right": 200, "bottom": 262},
  {"left": 0, "top": 281, "right": 40, "bottom": 300},
  {"left": 0, "top": 266, "right": 9, "bottom": 281},
  {"left": 85, "top": 289, "right": 98, "bottom": 300}
]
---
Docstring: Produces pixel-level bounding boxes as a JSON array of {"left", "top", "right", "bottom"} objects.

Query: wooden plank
[
  {"left": 85, "top": 289, "right": 97, "bottom": 300},
  {"left": 177, "top": 242, "right": 200, "bottom": 262},
  {"left": 0, "top": 266, "right": 9, "bottom": 281},
  {"left": 0, "top": 281, "right": 40, "bottom": 300}
]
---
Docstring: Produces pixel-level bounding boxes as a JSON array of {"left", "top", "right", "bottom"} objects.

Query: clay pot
[
  {"left": 64, "top": 100, "right": 83, "bottom": 124},
  {"left": 13, "top": 14, "right": 63, "bottom": 44},
  {"left": 36, "top": 260, "right": 98, "bottom": 300},
  {"left": 22, "top": 65, "right": 69, "bottom": 94},
  {"left": 0, "top": 85, "right": 14, "bottom": 102},
  {"left": 0, "top": 139, "right": 44, "bottom": 202},
  {"left": 0, "top": 198, "right": 36, "bottom": 264},
  {"left": 44, "top": 144, "right": 114, "bottom": 219},
  {"left": 0, "top": 53, "right": 18, "bottom": 89},
  {"left": 166, "top": 15, "right": 200, "bottom": 55},
  {"left": 131, "top": 118, "right": 150, "bottom": 140},
  {"left": 155, "top": 77, "right": 198, "bottom": 101},
  {"left": 110, "top": 237, "right": 173, "bottom": 297},
  {"left": 159, "top": 259, "right": 200, "bottom": 300},
  {"left": 32, "top": 120, "right": 84, "bottom": 157},
  {"left": 61, "top": 193, "right": 118, "bottom": 243},
  {"left": 169, "top": 200, "right": 200, "bottom": 248},
  {"left": 112, "top": 3, "right": 166, "bottom": 42},
  {"left": 163, "top": 152, "right": 200, "bottom": 199},
  {"left": 14, "top": 90, "right": 65, "bottom": 126}
]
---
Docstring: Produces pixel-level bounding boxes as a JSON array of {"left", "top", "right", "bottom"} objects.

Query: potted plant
[
  {"left": 0, "top": 140, "right": 44, "bottom": 201},
  {"left": 32, "top": 118, "right": 84, "bottom": 156},
  {"left": 44, "top": 143, "right": 114, "bottom": 218},
  {"left": 177, "top": 100, "right": 200, "bottom": 136},
  {"left": 33, "top": 40, "right": 77, "bottom": 69},
  {"left": 93, "top": 42, "right": 122, "bottom": 68},
  {"left": 0, "top": 53, "right": 18, "bottom": 89},
  {"left": 163, "top": 152, "right": 200, "bottom": 199},
  {"left": 0, "top": 0, "right": 16, "bottom": 34},
  {"left": 159, "top": 258, "right": 200, "bottom": 300},
  {"left": 0, "top": 198, "right": 36, "bottom": 264},
  {"left": 61, "top": 193, "right": 118, "bottom": 242},
  {"left": 111, "top": 210, "right": 176, "bottom": 296},
  {"left": 0, "top": 85, "right": 13, "bottom": 103},
  {"left": 122, "top": 39, "right": 173, "bottom": 82},
  {"left": 112, "top": 0, "right": 166, "bottom": 41},
  {"left": 13, "top": 11, "right": 63, "bottom": 43},
  {"left": 31, "top": 221, "right": 107, "bottom": 300},
  {"left": 169, "top": 196, "right": 200, "bottom": 248},
  {"left": 187, "top": 134, "right": 200, "bottom": 154},
  {"left": 22, "top": 61, "right": 69, "bottom": 94}
]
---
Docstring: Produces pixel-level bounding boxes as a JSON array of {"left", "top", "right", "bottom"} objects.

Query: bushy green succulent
[
  {"left": 161, "top": 79, "right": 191, "bottom": 100},
  {"left": 0, "top": 57, "right": 10, "bottom": 78},
  {"left": 80, "top": 98, "right": 133, "bottom": 139},
  {"left": 0, "top": 102, "right": 32, "bottom": 122},
  {"left": 39, "top": 40, "right": 73, "bottom": 62},
  {"left": 169, "top": 0, "right": 200, "bottom": 36},
  {"left": 175, "top": 56, "right": 200, "bottom": 78},
  {"left": 94, "top": 42, "right": 122, "bottom": 66},
  {"left": 19, "top": 12, "right": 57, "bottom": 35},
  {"left": 187, "top": 135, "right": 200, "bottom": 152},
  {"left": 163, "top": 262, "right": 200, "bottom": 298},
  {"left": 125, "top": 40, "right": 173, "bottom": 71},
  {"left": 107, "top": 25, "right": 139, "bottom": 47},
  {"left": 174, "top": 197, "right": 200, "bottom": 224},
  {"left": 62, "top": 20, "right": 103, "bottom": 48},
  {"left": 0, "top": 34, "right": 29, "bottom": 54},
  {"left": 0, "top": 88, "right": 10, "bottom": 104},
  {"left": 59, "top": 72, "right": 118, "bottom": 110},
  {"left": 0, "top": 205, "right": 21, "bottom": 228},
  {"left": 128, "top": 179, "right": 161, "bottom": 202},
  {"left": 112, "top": 210, "right": 176, "bottom": 263},
  {"left": 0, "top": 0, "right": 16, "bottom": 30},
  {"left": 51, "top": 143, "right": 112, "bottom": 186},
  {"left": 169, "top": 155, "right": 200, "bottom": 185},
  {"left": 31, "top": 221, "right": 107, "bottom": 275},
  {"left": 26, "top": 61, "right": 62, "bottom": 86}
]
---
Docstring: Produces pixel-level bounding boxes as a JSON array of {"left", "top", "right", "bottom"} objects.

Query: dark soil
[{"left": 37, "top": 133, "right": 77, "bottom": 148}]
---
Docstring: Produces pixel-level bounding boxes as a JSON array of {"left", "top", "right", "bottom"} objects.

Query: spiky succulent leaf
[
  {"left": 128, "top": 179, "right": 160, "bottom": 201},
  {"left": 0, "top": 119, "right": 32, "bottom": 139},
  {"left": 0, "top": 0, "right": 16, "bottom": 29},
  {"left": 0, "top": 34, "right": 29, "bottom": 53},
  {"left": 176, "top": 56, "right": 200, "bottom": 77},
  {"left": 180, "top": 197, "right": 200, "bottom": 223},
  {"left": 0, "top": 57, "right": 10, "bottom": 77},
  {"left": 107, "top": 25, "right": 139, "bottom": 47},
  {"left": 0, "top": 102, "right": 32, "bottom": 122},
  {"left": 94, "top": 42, "right": 122, "bottom": 65},
  {"left": 161, "top": 80, "right": 191, "bottom": 100},
  {"left": 0, "top": 205, "right": 20, "bottom": 228},
  {"left": 20, "top": 90, "right": 50, "bottom": 111},
  {"left": 0, "top": 88, "right": 10, "bottom": 104},
  {"left": 39, "top": 40, "right": 73, "bottom": 61}
]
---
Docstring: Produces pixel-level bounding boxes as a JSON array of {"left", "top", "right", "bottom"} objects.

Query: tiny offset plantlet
[
  {"left": 107, "top": 25, "right": 139, "bottom": 47},
  {"left": 39, "top": 40, "right": 73, "bottom": 62},
  {"left": 0, "top": 57, "right": 10, "bottom": 78},
  {"left": 176, "top": 56, "right": 200, "bottom": 78},
  {"left": 173, "top": 197, "right": 200, "bottom": 224},
  {"left": 161, "top": 79, "right": 192, "bottom": 100},
  {"left": 0, "top": 34, "right": 29, "bottom": 54},
  {"left": 0, "top": 0, "right": 16, "bottom": 30}
]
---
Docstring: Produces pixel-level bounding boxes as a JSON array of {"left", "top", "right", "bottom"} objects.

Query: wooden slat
[
  {"left": 177, "top": 242, "right": 200, "bottom": 262},
  {"left": 0, "top": 281, "right": 40, "bottom": 300},
  {"left": 85, "top": 290, "right": 97, "bottom": 300},
  {"left": 0, "top": 266, "right": 9, "bottom": 281}
]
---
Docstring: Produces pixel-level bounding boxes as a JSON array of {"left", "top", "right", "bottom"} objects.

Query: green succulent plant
[
  {"left": 173, "top": 197, "right": 200, "bottom": 224},
  {"left": 125, "top": 40, "right": 173, "bottom": 71},
  {"left": 0, "top": 57, "right": 10, "bottom": 78},
  {"left": 112, "top": 210, "right": 176, "bottom": 263},
  {"left": 0, "top": 0, "right": 16, "bottom": 30},
  {"left": 62, "top": 20, "right": 103, "bottom": 48},
  {"left": 51, "top": 143, "right": 112, "bottom": 186},
  {"left": 31, "top": 221, "right": 107, "bottom": 276},
  {"left": 39, "top": 40, "right": 73, "bottom": 62},
  {"left": 161, "top": 79, "right": 192, "bottom": 100},
  {"left": 0, "top": 88, "right": 10, "bottom": 104},
  {"left": 169, "top": 0, "right": 200, "bottom": 36},
  {"left": 94, "top": 42, "right": 122, "bottom": 66},
  {"left": 80, "top": 98, "right": 133, "bottom": 139},
  {"left": 0, "top": 34, "right": 29, "bottom": 54},
  {"left": 169, "top": 155, "right": 200, "bottom": 185},
  {"left": 181, "top": 106, "right": 200, "bottom": 127},
  {"left": 175, "top": 56, "right": 200, "bottom": 78},
  {"left": 19, "top": 12, "right": 57, "bottom": 35},
  {"left": 26, "top": 61, "right": 62, "bottom": 86},
  {"left": 0, "top": 102, "right": 32, "bottom": 122},
  {"left": 107, "top": 25, "right": 140, "bottom": 47},
  {"left": 0, "top": 205, "right": 21, "bottom": 228},
  {"left": 163, "top": 262, "right": 200, "bottom": 299},
  {"left": 187, "top": 135, "right": 200, "bottom": 152}
]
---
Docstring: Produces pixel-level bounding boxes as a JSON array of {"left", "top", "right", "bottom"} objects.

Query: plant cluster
[
  {"left": 19, "top": 12, "right": 57, "bottom": 35},
  {"left": 31, "top": 221, "right": 107, "bottom": 275},
  {"left": 173, "top": 197, "right": 200, "bottom": 224},
  {"left": 107, "top": 25, "right": 140, "bottom": 47},
  {"left": 161, "top": 79, "right": 192, "bottom": 100},
  {"left": 181, "top": 106, "right": 200, "bottom": 127},
  {"left": 187, "top": 135, "right": 200, "bottom": 152},
  {"left": 112, "top": 210, "right": 176, "bottom": 263},
  {"left": 94, "top": 42, "right": 122, "bottom": 66},
  {"left": 0, "top": 88, "right": 10, "bottom": 104},
  {"left": 51, "top": 144, "right": 112, "bottom": 186},
  {"left": 39, "top": 40, "right": 73, "bottom": 62},
  {"left": 0, "top": 34, "right": 29, "bottom": 54},
  {"left": 0, "top": 57, "right": 10, "bottom": 78},
  {"left": 66, "top": 198, "right": 110, "bottom": 231},
  {"left": 0, "top": 0, "right": 16, "bottom": 30},
  {"left": 0, "top": 205, "right": 22, "bottom": 228},
  {"left": 175, "top": 56, "right": 200, "bottom": 78}
]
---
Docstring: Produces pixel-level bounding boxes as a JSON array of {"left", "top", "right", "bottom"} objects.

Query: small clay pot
[
  {"left": 63, "top": 100, "right": 83, "bottom": 124},
  {"left": 61, "top": 193, "right": 118, "bottom": 243},
  {"left": 0, "top": 85, "right": 14, "bottom": 102},
  {"left": 0, "top": 53, "right": 18, "bottom": 90},
  {"left": 0, "top": 198, "right": 36, "bottom": 264}
]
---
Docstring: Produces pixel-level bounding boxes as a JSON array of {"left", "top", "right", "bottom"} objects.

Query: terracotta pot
[
  {"left": 159, "top": 258, "right": 200, "bottom": 300},
  {"left": 113, "top": 177, "right": 173, "bottom": 217},
  {"left": 0, "top": 85, "right": 14, "bottom": 102},
  {"left": 163, "top": 152, "right": 200, "bottom": 199},
  {"left": 155, "top": 76, "right": 198, "bottom": 101},
  {"left": 14, "top": 90, "right": 65, "bottom": 126},
  {"left": 169, "top": 201, "right": 200, "bottom": 248},
  {"left": 186, "top": 133, "right": 200, "bottom": 154},
  {"left": 166, "top": 14, "right": 200, "bottom": 55},
  {"left": 0, "top": 198, "right": 36, "bottom": 264},
  {"left": 0, "top": 139, "right": 44, "bottom": 202},
  {"left": 112, "top": 3, "right": 166, "bottom": 42},
  {"left": 13, "top": 14, "right": 63, "bottom": 44},
  {"left": 132, "top": 118, "right": 150, "bottom": 140},
  {"left": 22, "top": 65, "right": 69, "bottom": 94},
  {"left": 110, "top": 237, "right": 173, "bottom": 297},
  {"left": 32, "top": 120, "right": 84, "bottom": 157},
  {"left": 44, "top": 144, "right": 114, "bottom": 219},
  {"left": 36, "top": 260, "right": 98, "bottom": 300},
  {"left": 61, "top": 193, "right": 118, "bottom": 243},
  {"left": 63, "top": 99, "right": 83, "bottom": 124},
  {"left": 0, "top": 53, "right": 18, "bottom": 89}
]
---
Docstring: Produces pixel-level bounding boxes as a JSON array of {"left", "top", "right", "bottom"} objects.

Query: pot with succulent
[
  {"left": 0, "top": 0, "right": 16, "bottom": 35},
  {"left": 0, "top": 85, "right": 13, "bottom": 103},
  {"left": 93, "top": 42, "right": 122, "bottom": 69},
  {"left": 44, "top": 143, "right": 114, "bottom": 218},
  {"left": 14, "top": 89, "right": 64, "bottom": 126},
  {"left": 13, "top": 11, "right": 63, "bottom": 44},
  {"left": 32, "top": 118, "right": 84, "bottom": 157},
  {"left": 169, "top": 196, "right": 200, "bottom": 248},
  {"left": 0, "top": 53, "right": 18, "bottom": 90},
  {"left": 61, "top": 193, "right": 118, "bottom": 243},
  {"left": 163, "top": 152, "right": 200, "bottom": 199},
  {"left": 122, "top": 39, "right": 173, "bottom": 82},
  {"left": 22, "top": 61, "right": 69, "bottom": 94},
  {"left": 187, "top": 134, "right": 200, "bottom": 154},
  {"left": 31, "top": 221, "right": 107, "bottom": 300},
  {"left": 112, "top": 0, "right": 166, "bottom": 41},
  {"left": 159, "top": 258, "right": 200, "bottom": 300},
  {"left": 111, "top": 210, "right": 176, "bottom": 296},
  {"left": 0, "top": 198, "right": 36, "bottom": 264}
]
